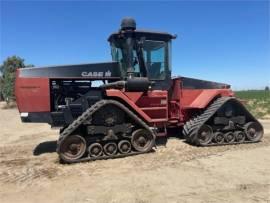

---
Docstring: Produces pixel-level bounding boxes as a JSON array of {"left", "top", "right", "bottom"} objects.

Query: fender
[
  {"left": 181, "top": 89, "right": 234, "bottom": 109},
  {"left": 105, "top": 89, "right": 153, "bottom": 123}
]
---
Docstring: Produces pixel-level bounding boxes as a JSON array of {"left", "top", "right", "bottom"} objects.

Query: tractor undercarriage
[
  {"left": 57, "top": 100, "right": 156, "bottom": 163},
  {"left": 183, "top": 97, "right": 263, "bottom": 147}
]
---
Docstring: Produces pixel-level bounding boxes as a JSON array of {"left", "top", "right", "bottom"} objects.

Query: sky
[{"left": 1, "top": 0, "right": 269, "bottom": 90}]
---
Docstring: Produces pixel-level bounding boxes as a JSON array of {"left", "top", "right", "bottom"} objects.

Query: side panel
[
  {"left": 106, "top": 89, "right": 168, "bottom": 125},
  {"left": 130, "top": 91, "right": 168, "bottom": 121},
  {"left": 15, "top": 76, "right": 50, "bottom": 112},
  {"left": 181, "top": 89, "right": 233, "bottom": 109}
]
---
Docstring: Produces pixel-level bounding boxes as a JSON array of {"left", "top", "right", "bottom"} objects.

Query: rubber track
[
  {"left": 182, "top": 97, "right": 263, "bottom": 146},
  {"left": 56, "top": 99, "right": 156, "bottom": 163}
]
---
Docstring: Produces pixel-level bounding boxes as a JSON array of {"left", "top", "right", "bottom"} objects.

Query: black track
[
  {"left": 183, "top": 97, "right": 264, "bottom": 146},
  {"left": 56, "top": 99, "right": 156, "bottom": 163}
]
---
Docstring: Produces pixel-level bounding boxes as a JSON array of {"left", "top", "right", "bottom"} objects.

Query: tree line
[{"left": 0, "top": 56, "right": 33, "bottom": 103}]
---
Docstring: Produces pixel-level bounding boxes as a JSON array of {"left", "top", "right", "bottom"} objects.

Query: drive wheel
[
  {"left": 103, "top": 142, "right": 117, "bottom": 156},
  {"left": 196, "top": 125, "right": 213, "bottom": 145},
  {"left": 131, "top": 129, "right": 154, "bottom": 152},
  {"left": 88, "top": 143, "right": 103, "bottom": 157},
  {"left": 214, "top": 132, "right": 224, "bottom": 144},
  {"left": 118, "top": 140, "right": 131, "bottom": 154},
  {"left": 59, "top": 134, "right": 86, "bottom": 162},
  {"left": 224, "top": 132, "right": 235, "bottom": 143},
  {"left": 245, "top": 122, "right": 263, "bottom": 142}
]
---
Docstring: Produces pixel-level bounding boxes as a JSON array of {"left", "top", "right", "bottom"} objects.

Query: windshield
[{"left": 111, "top": 40, "right": 170, "bottom": 80}]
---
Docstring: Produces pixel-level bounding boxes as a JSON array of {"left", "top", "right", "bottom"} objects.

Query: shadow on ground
[
  {"left": 32, "top": 128, "right": 185, "bottom": 156},
  {"left": 33, "top": 141, "right": 57, "bottom": 156}
]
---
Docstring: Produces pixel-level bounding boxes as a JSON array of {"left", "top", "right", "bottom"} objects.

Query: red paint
[
  {"left": 106, "top": 89, "right": 168, "bottom": 124},
  {"left": 15, "top": 67, "right": 235, "bottom": 137},
  {"left": 124, "top": 92, "right": 143, "bottom": 103},
  {"left": 180, "top": 89, "right": 233, "bottom": 109},
  {"left": 106, "top": 89, "right": 152, "bottom": 122},
  {"left": 135, "top": 91, "right": 168, "bottom": 121},
  {"left": 167, "top": 78, "right": 234, "bottom": 124},
  {"left": 15, "top": 70, "right": 50, "bottom": 112},
  {"left": 168, "top": 78, "right": 182, "bottom": 123},
  {"left": 106, "top": 80, "right": 233, "bottom": 128}
]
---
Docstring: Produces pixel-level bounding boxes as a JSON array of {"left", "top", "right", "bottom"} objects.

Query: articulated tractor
[{"left": 16, "top": 18, "right": 263, "bottom": 163}]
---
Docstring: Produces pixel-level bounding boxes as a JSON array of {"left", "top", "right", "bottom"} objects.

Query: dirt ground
[{"left": 0, "top": 102, "right": 270, "bottom": 203}]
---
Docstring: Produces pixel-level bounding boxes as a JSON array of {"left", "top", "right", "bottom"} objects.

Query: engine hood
[{"left": 18, "top": 61, "right": 121, "bottom": 79}]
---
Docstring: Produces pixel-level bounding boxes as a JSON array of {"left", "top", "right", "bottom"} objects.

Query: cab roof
[{"left": 108, "top": 29, "right": 176, "bottom": 42}]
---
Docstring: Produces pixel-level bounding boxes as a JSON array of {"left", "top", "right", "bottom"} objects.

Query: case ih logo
[{"left": 81, "top": 70, "right": 112, "bottom": 77}]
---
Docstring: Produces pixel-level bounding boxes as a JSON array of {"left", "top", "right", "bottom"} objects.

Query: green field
[{"left": 235, "top": 90, "right": 270, "bottom": 119}]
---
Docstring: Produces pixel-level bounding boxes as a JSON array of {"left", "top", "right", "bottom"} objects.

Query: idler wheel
[
  {"left": 196, "top": 125, "right": 213, "bottom": 145},
  {"left": 103, "top": 142, "right": 117, "bottom": 156},
  {"left": 244, "top": 122, "right": 263, "bottom": 142},
  {"left": 234, "top": 131, "right": 245, "bottom": 142},
  {"left": 88, "top": 143, "right": 103, "bottom": 157},
  {"left": 118, "top": 140, "right": 131, "bottom": 154},
  {"left": 131, "top": 129, "right": 155, "bottom": 152},
  {"left": 224, "top": 132, "right": 235, "bottom": 143},
  {"left": 214, "top": 132, "right": 224, "bottom": 144},
  {"left": 59, "top": 134, "right": 86, "bottom": 162}
]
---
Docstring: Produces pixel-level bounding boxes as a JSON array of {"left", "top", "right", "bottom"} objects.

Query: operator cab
[{"left": 108, "top": 17, "right": 176, "bottom": 90}]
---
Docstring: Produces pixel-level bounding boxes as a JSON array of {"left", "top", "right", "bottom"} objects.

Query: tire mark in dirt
[
  {"left": 177, "top": 183, "right": 270, "bottom": 203},
  {"left": 0, "top": 135, "right": 269, "bottom": 186}
]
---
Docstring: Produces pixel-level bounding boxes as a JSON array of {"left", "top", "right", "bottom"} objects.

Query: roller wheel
[
  {"left": 196, "top": 125, "right": 213, "bottom": 145},
  {"left": 131, "top": 129, "right": 155, "bottom": 152},
  {"left": 59, "top": 134, "right": 86, "bottom": 162},
  {"left": 103, "top": 142, "right": 117, "bottom": 156},
  {"left": 244, "top": 122, "right": 263, "bottom": 142},
  {"left": 234, "top": 131, "right": 245, "bottom": 142},
  {"left": 224, "top": 132, "right": 235, "bottom": 143},
  {"left": 214, "top": 132, "right": 224, "bottom": 144},
  {"left": 88, "top": 143, "right": 103, "bottom": 157},
  {"left": 118, "top": 140, "right": 131, "bottom": 154}
]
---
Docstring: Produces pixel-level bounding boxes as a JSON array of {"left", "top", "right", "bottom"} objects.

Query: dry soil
[{"left": 0, "top": 102, "right": 269, "bottom": 203}]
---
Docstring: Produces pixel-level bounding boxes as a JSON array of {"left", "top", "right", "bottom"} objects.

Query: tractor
[{"left": 15, "top": 18, "right": 263, "bottom": 163}]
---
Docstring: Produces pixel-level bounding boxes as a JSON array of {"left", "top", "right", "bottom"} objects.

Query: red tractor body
[
  {"left": 15, "top": 72, "right": 233, "bottom": 131},
  {"left": 15, "top": 18, "right": 263, "bottom": 163}
]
